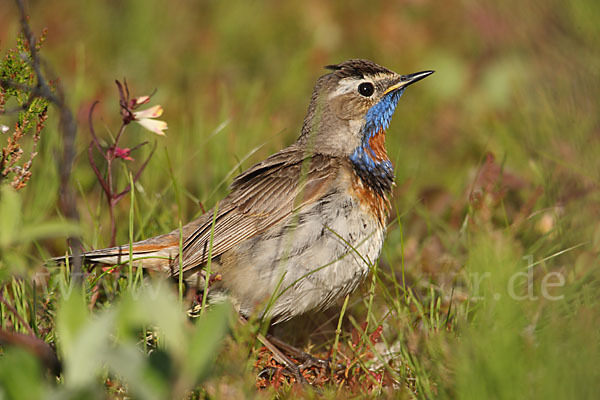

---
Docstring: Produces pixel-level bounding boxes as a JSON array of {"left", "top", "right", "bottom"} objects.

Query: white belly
[{"left": 218, "top": 186, "right": 387, "bottom": 322}]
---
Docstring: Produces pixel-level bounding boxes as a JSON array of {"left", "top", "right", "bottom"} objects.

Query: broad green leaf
[
  {"left": 64, "top": 311, "right": 114, "bottom": 388},
  {"left": 104, "top": 343, "right": 167, "bottom": 400},
  {"left": 0, "top": 348, "right": 44, "bottom": 400},
  {"left": 56, "top": 288, "right": 89, "bottom": 353},
  {"left": 183, "top": 302, "right": 232, "bottom": 384},
  {"left": 18, "top": 221, "right": 81, "bottom": 244},
  {"left": 117, "top": 283, "right": 187, "bottom": 355}
]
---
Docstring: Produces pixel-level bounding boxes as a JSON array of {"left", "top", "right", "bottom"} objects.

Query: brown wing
[{"left": 174, "top": 145, "right": 339, "bottom": 274}]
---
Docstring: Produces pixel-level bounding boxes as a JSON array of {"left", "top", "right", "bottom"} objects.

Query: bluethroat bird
[{"left": 57, "top": 59, "right": 433, "bottom": 323}]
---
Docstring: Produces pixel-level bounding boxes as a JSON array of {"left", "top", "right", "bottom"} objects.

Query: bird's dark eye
[{"left": 358, "top": 82, "right": 375, "bottom": 97}]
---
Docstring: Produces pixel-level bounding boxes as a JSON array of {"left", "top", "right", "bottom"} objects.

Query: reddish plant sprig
[{"left": 87, "top": 80, "right": 166, "bottom": 246}]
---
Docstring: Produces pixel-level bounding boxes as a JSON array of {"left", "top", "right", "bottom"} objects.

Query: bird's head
[{"left": 299, "top": 59, "right": 433, "bottom": 193}]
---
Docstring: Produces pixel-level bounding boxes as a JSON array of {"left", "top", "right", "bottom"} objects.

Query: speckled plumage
[{"left": 55, "top": 60, "right": 433, "bottom": 323}]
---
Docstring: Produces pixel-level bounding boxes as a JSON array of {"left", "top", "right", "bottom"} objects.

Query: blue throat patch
[{"left": 349, "top": 89, "right": 404, "bottom": 194}]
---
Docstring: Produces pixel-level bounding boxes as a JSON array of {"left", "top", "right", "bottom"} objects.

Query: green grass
[{"left": 1, "top": 0, "right": 600, "bottom": 398}]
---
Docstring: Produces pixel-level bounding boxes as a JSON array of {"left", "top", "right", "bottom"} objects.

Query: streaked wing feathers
[{"left": 175, "top": 147, "right": 338, "bottom": 274}]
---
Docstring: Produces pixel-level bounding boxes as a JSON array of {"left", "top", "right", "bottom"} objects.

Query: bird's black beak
[{"left": 383, "top": 70, "right": 435, "bottom": 95}]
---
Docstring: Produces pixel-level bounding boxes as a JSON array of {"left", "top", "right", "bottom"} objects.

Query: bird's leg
[
  {"left": 239, "top": 316, "right": 307, "bottom": 384},
  {"left": 256, "top": 332, "right": 308, "bottom": 384},
  {"left": 265, "top": 334, "right": 331, "bottom": 371}
]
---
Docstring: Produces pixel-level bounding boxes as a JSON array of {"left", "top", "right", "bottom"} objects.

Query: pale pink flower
[
  {"left": 132, "top": 95, "right": 151, "bottom": 106},
  {"left": 133, "top": 105, "right": 168, "bottom": 135}
]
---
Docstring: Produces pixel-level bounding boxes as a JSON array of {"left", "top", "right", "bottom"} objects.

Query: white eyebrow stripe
[
  {"left": 328, "top": 78, "right": 367, "bottom": 99},
  {"left": 327, "top": 72, "right": 392, "bottom": 99}
]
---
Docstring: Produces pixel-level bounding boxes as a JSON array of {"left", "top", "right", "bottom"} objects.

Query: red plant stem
[
  {"left": 114, "top": 121, "right": 128, "bottom": 146},
  {"left": 113, "top": 140, "right": 155, "bottom": 203},
  {"left": 106, "top": 122, "right": 127, "bottom": 246},
  {"left": 87, "top": 142, "right": 110, "bottom": 199},
  {"left": 108, "top": 204, "right": 116, "bottom": 246},
  {"left": 106, "top": 152, "right": 116, "bottom": 246}
]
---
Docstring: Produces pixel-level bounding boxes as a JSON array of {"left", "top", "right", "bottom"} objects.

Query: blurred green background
[{"left": 1, "top": 0, "right": 599, "bottom": 398}]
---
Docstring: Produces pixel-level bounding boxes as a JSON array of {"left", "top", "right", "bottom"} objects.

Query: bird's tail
[{"left": 48, "top": 233, "right": 180, "bottom": 271}]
